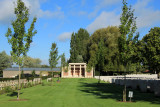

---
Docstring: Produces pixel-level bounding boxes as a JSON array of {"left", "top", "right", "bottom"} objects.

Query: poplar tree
[
  {"left": 97, "top": 39, "right": 105, "bottom": 83},
  {"left": 49, "top": 43, "right": 59, "bottom": 85},
  {"left": 69, "top": 28, "right": 89, "bottom": 63},
  {"left": 5, "top": 0, "right": 37, "bottom": 100},
  {"left": 70, "top": 33, "right": 77, "bottom": 62},
  {"left": 61, "top": 53, "right": 66, "bottom": 68},
  {"left": 119, "top": 0, "right": 137, "bottom": 102}
]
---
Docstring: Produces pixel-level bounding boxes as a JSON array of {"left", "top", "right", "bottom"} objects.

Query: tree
[
  {"left": 87, "top": 27, "right": 122, "bottom": 73},
  {"left": 0, "top": 51, "right": 12, "bottom": 76},
  {"left": 41, "top": 64, "right": 50, "bottom": 68},
  {"left": 69, "top": 28, "right": 89, "bottom": 63},
  {"left": 5, "top": 0, "right": 37, "bottom": 100},
  {"left": 119, "top": 0, "right": 137, "bottom": 102},
  {"left": 70, "top": 32, "right": 77, "bottom": 63},
  {"left": 61, "top": 53, "right": 66, "bottom": 68},
  {"left": 96, "top": 39, "right": 105, "bottom": 83},
  {"left": 49, "top": 43, "right": 59, "bottom": 85},
  {"left": 76, "top": 28, "right": 90, "bottom": 62},
  {"left": 141, "top": 27, "right": 160, "bottom": 78},
  {"left": 23, "top": 56, "right": 42, "bottom": 68}
]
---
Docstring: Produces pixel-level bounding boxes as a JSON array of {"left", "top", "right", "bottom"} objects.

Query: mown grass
[{"left": 0, "top": 78, "right": 159, "bottom": 107}]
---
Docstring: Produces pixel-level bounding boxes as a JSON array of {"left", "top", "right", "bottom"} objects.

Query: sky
[{"left": 0, "top": 0, "right": 160, "bottom": 66}]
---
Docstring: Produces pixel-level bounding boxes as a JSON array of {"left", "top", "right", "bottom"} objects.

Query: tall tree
[
  {"left": 5, "top": 0, "right": 37, "bottom": 100},
  {"left": 49, "top": 43, "right": 59, "bottom": 85},
  {"left": 70, "top": 32, "right": 77, "bottom": 62},
  {"left": 76, "top": 28, "right": 90, "bottom": 62},
  {"left": 87, "top": 27, "right": 122, "bottom": 73},
  {"left": 61, "top": 53, "right": 66, "bottom": 68},
  {"left": 96, "top": 39, "right": 105, "bottom": 83},
  {"left": 69, "top": 28, "right": 89, "bottom": 63},
  {"left": 141, "top": 27, "right": 160, "bottom": 78},
  {"left": 0, "top": 51, "right": 12, "bottom": 76},
  {"left": 119, "top": 0, "right": 137, "bottom": 102}
]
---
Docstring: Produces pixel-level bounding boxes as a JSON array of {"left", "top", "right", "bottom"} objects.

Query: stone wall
[{"left": 95, "top": 74, "right": 160, "bottom": 97}]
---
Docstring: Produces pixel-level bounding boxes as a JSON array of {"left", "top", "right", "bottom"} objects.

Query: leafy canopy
[
  {"left": 49, "top": 43, "right": 59, "bottom": 69},
  {"left": 5, "top": 0, "right": 37, "bottom": 66}
]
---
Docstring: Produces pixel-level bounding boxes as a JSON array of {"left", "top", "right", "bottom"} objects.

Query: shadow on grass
[
  {"left": 79, "top": 81, "right": 160, "bottom": 104},
  {"left": 7, "top": 92, "right": 23, "bottom": 97}
]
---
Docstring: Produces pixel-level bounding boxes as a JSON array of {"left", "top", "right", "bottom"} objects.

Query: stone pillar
[
  {"left": 80, "top": 65, "right": 81, "bottom": 77},
  {"left": 74, "top": 65, "right": 75, "bottom": 77}
]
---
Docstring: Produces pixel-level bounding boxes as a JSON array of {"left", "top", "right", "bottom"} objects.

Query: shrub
[
  {"left": 28, "top": 82, "right": 32, "bottom": 87},
  {"left": 4, "top": 86, "right": 14, "bottom": 93}
]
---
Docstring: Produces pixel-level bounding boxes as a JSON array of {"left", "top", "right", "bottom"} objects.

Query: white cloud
[
  {"left": 0, "top": 0, "right": 64, "bottom": 24},
  {"left": 87, "top": 0, "right": 160, "bottom": 33},
  {"left": 58, "top": 32, "right": 72, "bottom": 42},
  {"left": 88, "top": 0, "right": 121, "bottom": 18},
  {"left": 87, "top": 11, "right": 120, "bottom": 33},
  {"left": 0, "top": 0, "right": 15, "bottom": 24},
  {"left": 133, "top": 0, "right": 160, "bottom": 28}
]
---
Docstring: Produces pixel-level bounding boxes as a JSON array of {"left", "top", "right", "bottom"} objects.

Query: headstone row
[
  {"left": 95, "top": 76, "right": 160, "bottom": 97},
  {"left": 0, "top": 78, "right": 41, "bottom": 91}
]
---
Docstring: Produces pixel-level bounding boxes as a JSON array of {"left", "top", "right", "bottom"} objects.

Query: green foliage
[
  {"left": 141, "top": 27, "right": 160, "bottom": 75},
  {"left": 23, "top": 56, "right": 42, "bottom": 68},
  {"left": 61, "top": 53, "right": 66, "bottom": 68},
  {"left": 49, "top": 43, "right": 59, "bottom": 85},
  {"left": 77, "top": 55, "right": 83, "bottom": 63},
  {"left": 40, "top": 64, "right": 50, "bottom": 68},
  {"left": 4, "top": 86, "right": 14, "bottom": 93},
  {"left": 61, "top": 53, "right": 68, "bottom": 72},
  {"left": 88, "top": 26, "right": 122, "bottom": 72},
  {"left": 119, "top": 0, "right": 137, "bottom": 70},
  {"left": 0, "top": 51, "right": 12, "bottom": 76},
  {"left": 5, "top": 0, "right": 37, "bottom": 66},
  {"left": 49, "top": 43, "right": 59, "bottom": 69},
  {"left": 70, "top": 28, "right": 89, "bottom": 63}
]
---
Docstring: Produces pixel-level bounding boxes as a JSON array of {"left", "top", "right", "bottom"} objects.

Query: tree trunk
[
  {"left": 52, "top": 71, "right": 53, "bottom": 86},
  {"left": 123, "top": 74, "right": 126, "bottom": 102},
  {"left": 17, "top": 65, "right": 21, "bottom": 100},
  {"left": 123, "top": 66, "right": 127, "bottom": 102}
]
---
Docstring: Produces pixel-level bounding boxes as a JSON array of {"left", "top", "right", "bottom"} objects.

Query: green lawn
[{"left": 0, "top": 78, "right": 160, "bottom": 107}]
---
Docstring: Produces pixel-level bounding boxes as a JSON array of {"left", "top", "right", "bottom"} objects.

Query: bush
[
  {"left": 4, "top": 86, "right": 14, "bottom": 93},
  {"left": 27, "top": 82, "right": 32, "bottom": 87}
]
